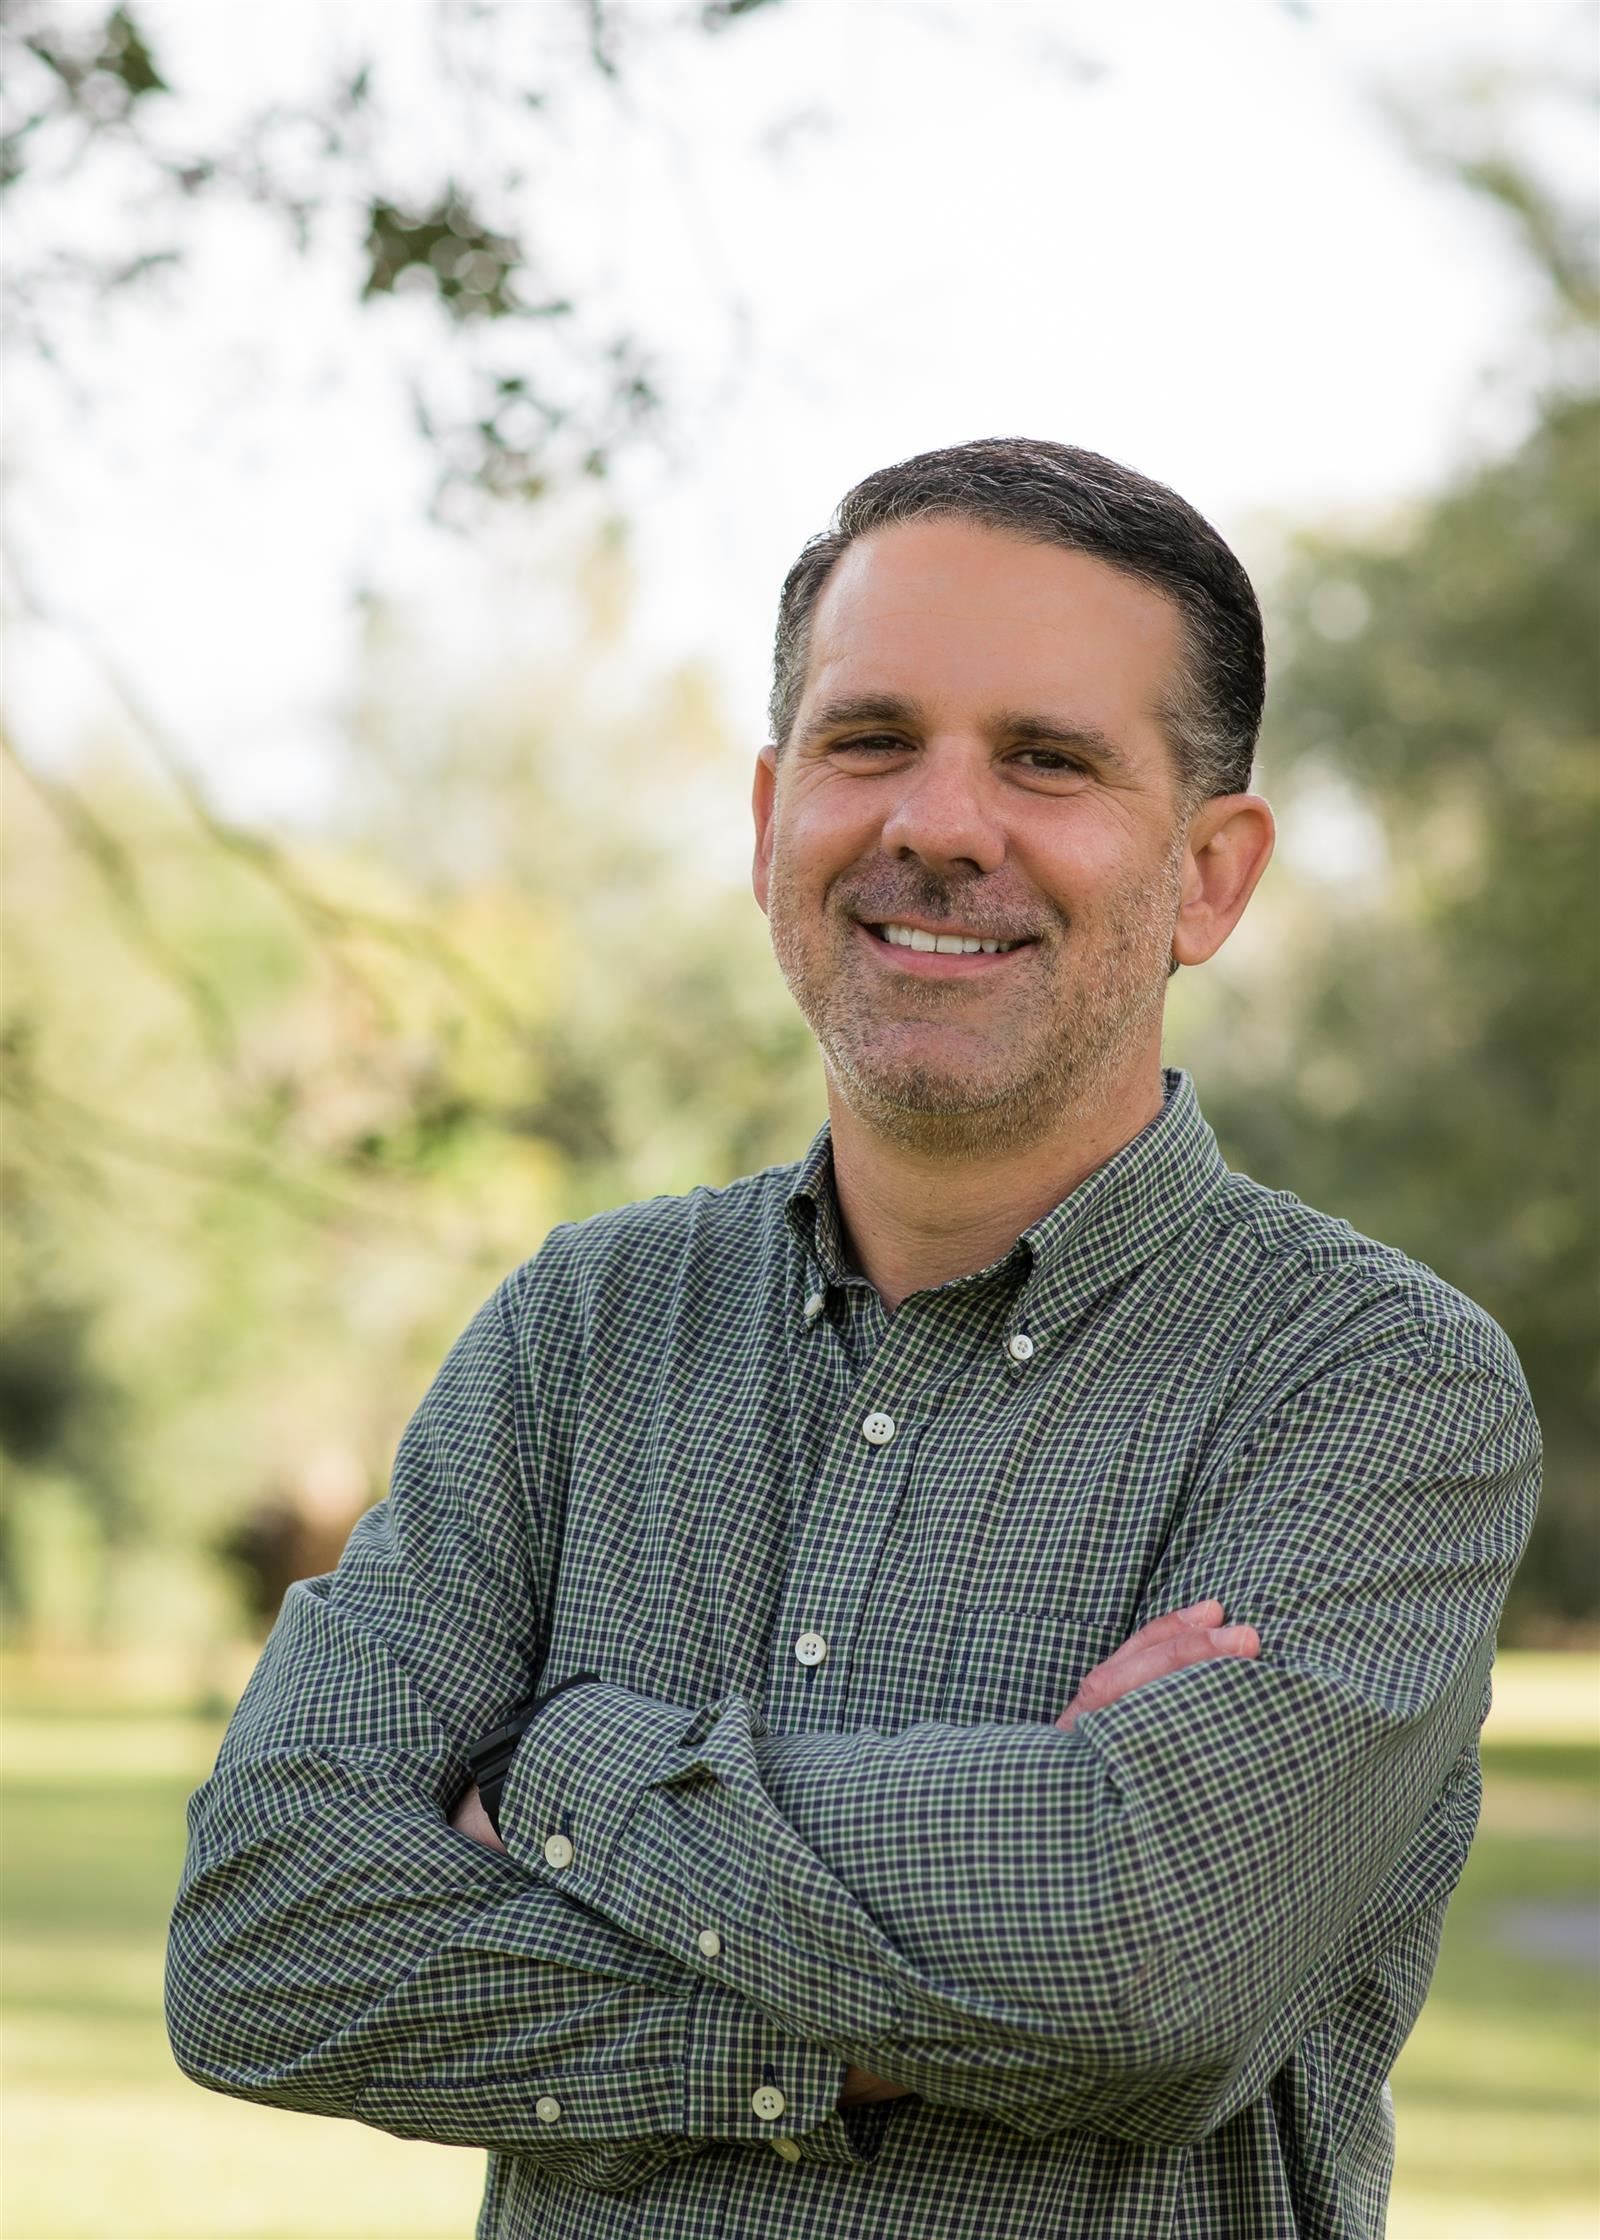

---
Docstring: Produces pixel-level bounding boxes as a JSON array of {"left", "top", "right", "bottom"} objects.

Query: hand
[
  {"left": 1055, "top": 1600, "right": 1259, "bottom": 1733},
  {"left": 839, "top": 2063, "right": 912, "bottom": 2107},
  {"left": 449, "top": 1781, "right": 507, "bottom": 1853}
]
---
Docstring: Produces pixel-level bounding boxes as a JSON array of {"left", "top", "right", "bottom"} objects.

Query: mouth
[{"left": 854, "top": 918, "right": 1038, "bottom": 976}]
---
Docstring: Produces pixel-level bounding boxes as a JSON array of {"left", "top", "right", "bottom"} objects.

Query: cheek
[
  {"left": 778, "top": 788, "right": 877, "bottom": 887},
  {"left": 1010, "top": 819, "right": 1136, "bottom": 911}
]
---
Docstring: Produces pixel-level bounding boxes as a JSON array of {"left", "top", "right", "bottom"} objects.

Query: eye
[
  {"left": 832, "top": 733, "right": 909, "bottom": 756},
  {"left": 1013, "top": 748, "right": 1090, "bottom": 777}
]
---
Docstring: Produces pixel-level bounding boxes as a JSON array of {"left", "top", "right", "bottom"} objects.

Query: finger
[
  {"left": 1087, "top": 1602, "right": 1225, "bottom": 1684},
  {"left": 1123, "top": 1600, "right": 1225, "bottom": 1651},
  {"left": 1063, "top": 1623, "right": 1258, "bottom": 1726},
  {"left": 1101, "top": 1623, "right": 1259, "bottom": 1697}
]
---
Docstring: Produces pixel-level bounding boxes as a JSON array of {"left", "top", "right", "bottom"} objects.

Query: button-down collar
[{"left": 784, "top": 1068, "right": 1226, "bottom": 1332}]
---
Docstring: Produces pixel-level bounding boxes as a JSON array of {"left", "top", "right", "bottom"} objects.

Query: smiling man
[
  {"left": 752, "top": 511, "right": 1268, "bottom": 1300},
  {"left": 168, "top": 440, "right": 1539, "bottom": 2240}
]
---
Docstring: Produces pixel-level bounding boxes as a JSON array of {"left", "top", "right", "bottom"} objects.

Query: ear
[
  {"left": 751, "top": 744, "right": 779, "bottom": 918},
  {"left": 1172, "top": 793, "right": 1275, "bottom": 968}
]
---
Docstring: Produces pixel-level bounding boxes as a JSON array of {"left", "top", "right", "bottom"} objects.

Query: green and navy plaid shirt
[{"left": 168, "top": 1070, "right": 1539, "bottom": 2239}]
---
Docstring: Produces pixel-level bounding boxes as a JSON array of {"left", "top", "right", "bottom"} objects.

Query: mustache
[{"left": 835, "top": 876, "right": 1051, "bottom": 946}]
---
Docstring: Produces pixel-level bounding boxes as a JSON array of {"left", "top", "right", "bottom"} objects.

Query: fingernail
[
  {"left": 1183, "top": 1599, "right": 1223, "bottom": 1619},
  {"left": 1211, "top": 1625, "right": 1257, "bottom": 1649}
]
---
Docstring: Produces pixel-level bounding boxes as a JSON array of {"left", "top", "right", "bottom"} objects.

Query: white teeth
[{"left": 876, "top": 922, "right": 1017, "bottom": 955}]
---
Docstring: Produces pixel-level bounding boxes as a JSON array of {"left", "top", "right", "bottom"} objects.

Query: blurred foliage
[
  {"left": 0, "top": 34, "right": 1593, "bottom": 1645},
  {"left": 0, "top": 0, "right": 785, "bottom": 514},
  {"left": 0, "top": 526, "right": 822, "bottom": 1641},
  {"left": 1162, "top": 59, "right": 1600, "bottom": 1639},
  {"left": 1184, "top": 385, "right": 1599, "bottom": 1636}
]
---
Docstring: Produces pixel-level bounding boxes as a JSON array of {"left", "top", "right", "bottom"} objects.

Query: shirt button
[
  {"left": 772, "top": 2136, "right": 803, "bottom": 2162},
  {"left": 542, "top": 1832, "right": 574, "bottom": 1870},
  {"left": 535, "top": 2094, "right": 561, "bottom": 2124},
  {"left": 803, "top": 1291, "right": 826, "bottom": 1321},
  {"left": 793, "top": 1631, "right": 828, "bottom": 1668},
  {"left": 861, "top": 1410, "right": 896, "bottom": 1446},
  {"left": 697, "top": 1929, "right": 723, "bottom": 1958},
  {"left": 1006, "top": 1332, "right": 1035, "bottom": 1362},
  {"left": 750, "top": 2085, "right": 787, "bottom": 2121}
]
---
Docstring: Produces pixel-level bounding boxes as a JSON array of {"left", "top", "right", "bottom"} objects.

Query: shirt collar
[
  {"left": 785, "top": 1120, "right": 856, "bottom": 1290},
  {"left": 784, "top": 1068, "right": 1226, "bottom": 1322}
]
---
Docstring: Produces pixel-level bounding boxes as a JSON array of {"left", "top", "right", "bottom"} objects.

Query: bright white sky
[{"left": 4, "top": 0, "right": 1591, "bottom": 843}]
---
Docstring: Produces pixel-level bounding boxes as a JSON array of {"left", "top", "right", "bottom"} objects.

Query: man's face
[{"left": 752, "top": 517, "right": 1196, "bottom": 1151}]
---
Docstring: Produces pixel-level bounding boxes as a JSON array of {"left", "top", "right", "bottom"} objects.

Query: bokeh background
[{"left": 2, "top": 3, "right": 1596, "bottom": 2235}]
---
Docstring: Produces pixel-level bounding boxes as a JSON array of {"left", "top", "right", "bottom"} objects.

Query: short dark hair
[{"left": 768, "top": 437, "right": 1265, "bottom": 803}]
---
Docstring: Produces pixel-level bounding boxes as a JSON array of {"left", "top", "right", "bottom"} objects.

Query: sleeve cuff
[
  {"left": 496, "top": 1678, "right": 696, "bottom": 1890},
  {"left": 683, "top": 1979, "right": 904, "bottom": 2165},
  {"left": 682, "top": 1976, "right": 859, "bottom": 2152}
]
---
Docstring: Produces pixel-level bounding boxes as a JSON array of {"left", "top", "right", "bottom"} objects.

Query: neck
[{"left": 824, "top": 1061, "right": 1166, "bottom": 1313}]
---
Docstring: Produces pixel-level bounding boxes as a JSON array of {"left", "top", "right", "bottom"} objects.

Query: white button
[
  {"left": 697, "top": 1929, "right": 723, "bottom": 1959},
  {"left": 542, "top": 1832, "right": 574, "bottom": 1870},
  {"left": 771, "top": 2136, "right": 802, "bottom": 2162},
  {"left": 535, "top": 2094, "right": 561, "bottom": 2124},
  {"left": 861, "top": 1410, "right": 896, "bottom": 1445},
  {"left": 750, "top": 2085, "right": 787, "bottom": 2121},
  {"left": 793, "top": 1631, "right": 828, "bottom": 1668},
  {"left": 803, "top": 1291, "right": 826, "bottom": 1320},
  {"left": 1006, "top": 1332, "right": 1035, "bottom": 1362}
]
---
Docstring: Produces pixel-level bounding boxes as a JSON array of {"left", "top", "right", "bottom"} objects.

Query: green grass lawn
[
  {"left": 2, "top": 1660, "right": 1596, "bottom": 2239},
  {"left": 1385, "top": 1737, "right": 1600, "bottom": 2238}
]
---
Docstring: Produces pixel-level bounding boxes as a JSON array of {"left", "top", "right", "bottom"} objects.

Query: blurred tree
[
  {"left": 0, "top": 542, "right": 824, "bottom": 1639},
  {"left": 0, "top": 0, "right": 784, "bottom": 510},
  {"left": 0, "top": 0, "right": 825, "bottom": 1326},
  {"left": 0, "top": 0, "right": 807, "bottom": 1640},
  {"left": 1193, "top": 391, "right": 1598, "bottom": 1636},
  {"left": 1, "top": 20, "right": 1592, "bottom": 1644},
  {"left": 0, "top": 1291, "right": 129, "bottom": 1631},
  {"left": 1184, "top": 61, "right": 1598, "bottom": 1635}
]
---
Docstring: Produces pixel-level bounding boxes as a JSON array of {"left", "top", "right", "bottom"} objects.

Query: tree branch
[{"left": 1, "top": 721, "right": 240, "bottom": 1071}]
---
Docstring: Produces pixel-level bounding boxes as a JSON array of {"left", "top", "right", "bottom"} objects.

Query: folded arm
[
  {"left": 493, "top": 1320, "right": 1539, "bottom": 2145},
  {"left": 165, "top": 1277, "right": 874, "bottom": 2191},
  {"left": 451, "top": 1598, "right": 1261, "bottom": 2112}
]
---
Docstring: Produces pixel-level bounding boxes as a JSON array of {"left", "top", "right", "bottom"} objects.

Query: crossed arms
[
  {"left": 448, "top": 1599, "right": 1263, "bottom": 2112},
  {"left": 166, "top": 1272, "right": 1538, "bottom": 2195}
]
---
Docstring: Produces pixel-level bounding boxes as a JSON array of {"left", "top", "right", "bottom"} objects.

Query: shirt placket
[{"left": 771, "top": 1280, "right": 948, "bottom": 1733}]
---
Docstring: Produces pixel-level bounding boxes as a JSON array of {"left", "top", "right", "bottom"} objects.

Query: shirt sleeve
[
  {"left": 495, "top": 1308, "right": 1540, "bottom": 2147},
  {"left": 165, "top": 1270, "right": 876, "bottom": 2191}
]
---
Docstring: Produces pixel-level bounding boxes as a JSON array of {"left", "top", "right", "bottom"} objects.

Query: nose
[{"left": 877, "top": 738, "right": 1006, "bottom": 879}]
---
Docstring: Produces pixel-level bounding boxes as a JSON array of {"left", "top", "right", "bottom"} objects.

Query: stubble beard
[{"left": 766, "top": 832, "right": 1186, "bottom": 1160}]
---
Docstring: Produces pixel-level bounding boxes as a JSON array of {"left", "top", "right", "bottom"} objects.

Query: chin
[{"left": 833, "top": 1049, "right": 1031, "bottom": 1125}]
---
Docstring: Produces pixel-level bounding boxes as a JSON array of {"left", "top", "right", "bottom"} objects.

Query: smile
[
  {"left": 873, "top": 921, "right": 1021, "bottom": 955},
  {"left": 855, "top": 920, "right": 1036, "bottom": 976}
]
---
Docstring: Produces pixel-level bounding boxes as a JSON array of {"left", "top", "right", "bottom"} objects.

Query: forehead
[{"left": 802, "top": 517, "right": 1184, "bottom": 736}]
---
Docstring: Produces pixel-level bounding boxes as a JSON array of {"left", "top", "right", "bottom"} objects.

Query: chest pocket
[{"left": 941, "top": 1609, "right": 1126, "bottom": 1726}]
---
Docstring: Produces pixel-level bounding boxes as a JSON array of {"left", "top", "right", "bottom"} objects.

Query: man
[{"left": 167, "top": 439, "right": 1539, "bottom": 2239}]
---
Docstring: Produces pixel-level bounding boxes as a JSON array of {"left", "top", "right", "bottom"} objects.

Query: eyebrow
[
  {"left": 797, "top": 693, "right": 1132, "bottom": 775},
  {"left": 797, "top": 693, "right": 924, "bottom": 745}
]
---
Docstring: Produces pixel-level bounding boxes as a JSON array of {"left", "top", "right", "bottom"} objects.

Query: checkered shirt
[{"left": 167, "top": 1069, "right": 1540, "bottom": 2238}]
